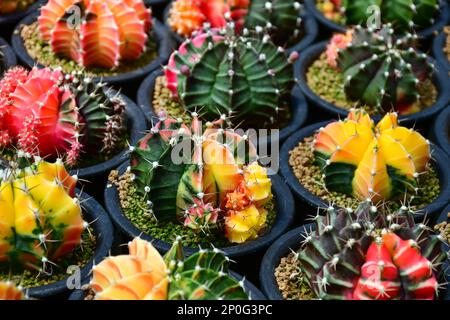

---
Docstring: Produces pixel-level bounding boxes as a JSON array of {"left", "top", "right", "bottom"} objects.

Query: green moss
[
  {"left": 0, "top": 228, "right": 96, "bottom": 288},
  {"left": 306, "top": 54, "right": 437, "bottom": 116},
  {"left": 20, "top": 21, "right": 157, "bottom": 77},
  {"left": 109, "top": 170, "right": 277, "bottom": 249}
]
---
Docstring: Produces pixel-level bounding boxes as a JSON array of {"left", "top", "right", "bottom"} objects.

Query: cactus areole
[
  {"left": 130, "top": 114, "right": 273, "bottom": 244},
  {"left": 0, "top": 67, "right": 126, "bottom": 166},
  {"left": 0, "top": 157, "right": 85, "bottom": 272},
  {"left": 164, "top": 26, "right": 298, "bottom": 124},
  {"left": 297, "top": 202, "right": 448, "bottom": 300},
  {"left": 38, "top": 0, "right": 152, "bottom": 69}
]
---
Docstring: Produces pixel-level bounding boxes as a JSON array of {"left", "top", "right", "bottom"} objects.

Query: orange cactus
[{"left": 0, "top": 282, "right": 25, "bottom": 300}]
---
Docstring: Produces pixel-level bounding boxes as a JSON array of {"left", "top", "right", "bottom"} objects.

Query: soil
[
  {"left": 445, "top": 26, "right": 450, "bottom": 63},
  {"left": 20, "top": 21, "right": 158, "bottom": 77},
  {"left": 289, "top": 136, "right": 441, "bottom": 211},
  {"left": 434, "top": 212, "right": 450, "bottom": 244},
  {"left": 108, "top": 170, "right": 277, "bottom": 249},
  {"left": 307, "top": 53, "right": 437, "bottom": 116}
]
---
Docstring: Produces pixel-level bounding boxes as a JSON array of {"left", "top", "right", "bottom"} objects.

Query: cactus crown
[
  {"left": 0, "top": 0, "right": 35, "bottom": 14},
  {"left": 38, "top": 0, "right": 152, "bottom": 69},
  {"left": 336, "top": 25, "right": 434, "bottom": 113},
  {"left": 297, "top": 201, "right": 449, "bottom": 300},
  {"left": 165, "top": 26, "right": 297, "bottom": 125},
  {"left": 91, "top": 237, "right": 249, "bottom": 300},
  {"left": 313, "top": 109, "right": 431, "bottom": 202},
  {"left": 130, "top": 113, "right": 272, "bottom": 243},
  {"left": 0, "top": 155, "right": 85, "bottom": 272},
  {"left": 341, "top": 0, "right": 439, "bottom": 33},
  {"left": 0, "top": 67, "right": 126, "bottom": 166}
]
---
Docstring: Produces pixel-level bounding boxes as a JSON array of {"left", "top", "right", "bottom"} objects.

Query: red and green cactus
[
  {"left": 164, "top": 27, "right": 297, "bottom": 124},
  {"left": 0, "top": 156, "right": 85, "bottom": 272},
  {"left": 0, "top": 67, "right": 126, "bottom": 166},
  {"left": 91, "top": 237, "right": 248, "bottom": 300},
  {"left": 0, "top": 0, "right": 35, "bottom": 14},
  {"left": 334, "top": 25, "right": 433, "bottom": 114},
  {"left": 38, "top": 0, "right": 152, "bottom": 69},
  {"left": 313, "top": 109, "right": 431, "bottom": 203},
  {"left": 130, "top": 113, "right": 272, "bottom": 243},
  {"left": 341, "top": 0, "right": 439, "bottom": 33},
  {"left": 297, "top": 201, "right": 448, "bottom": 300}
]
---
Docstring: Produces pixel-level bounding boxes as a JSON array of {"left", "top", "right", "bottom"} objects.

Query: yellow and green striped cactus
[
  {"left": 0, "top": 158, "right": 85, "bottom": 271},
  {"left": 313, "top": 109, "right": 430, "bottom": 202}
]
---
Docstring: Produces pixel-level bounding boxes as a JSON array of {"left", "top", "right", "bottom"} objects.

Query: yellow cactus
[
  {"left": 0, "top": 282, "right": 25, "bottom": 300},
  {"left": 0, "top": 159, "right": 84, "bottom": 270},
  {"left": 314, "top": 109, "right": 430, "bottom": 202},
  {"left": 225, "top": 205, "right": 267, "bottom": 243},
  {"left": 91, "top": 238, "right": 168, "bottom": 300}
]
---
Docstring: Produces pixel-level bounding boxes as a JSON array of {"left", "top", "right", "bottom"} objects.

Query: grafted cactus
[
  {"left": 0, "top": 0, "right": 35, "bottom": 14},
  {"left": 335, "top": 25, "right": 433, "bottom": 114},
  {"left": 313, "top": 109, "right": 430, "bottom": 202},
  {"left": 0, "top": 157, "right": 85, "bottom": 271},
  {"left": 91, "top": 237, "right": 249, "bottom": 300},
  {"left": 130, "top": 114, "right": 272, "bottom": 243},
  {"left": 341, "top": 0, "right": 439, "bottom": 33},
  {"left": 0, "top": 67, "right": 126, "bottom": 166},
  {"left": 297, "top": 201, "right": 448, "bottom": 300},
  {"left": 38, "top": 0, "right": 152, "bottom": 69},
  {"left": 164, "top": 27, "right": 297, "bottom": 124}
]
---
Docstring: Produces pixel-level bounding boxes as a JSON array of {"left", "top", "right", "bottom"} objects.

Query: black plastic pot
[
  {"left": 431, "top": 106, "right": 450, "bottom": 158},
  {"left": 68, "top": 270, "right": 266, "bottom": 300},
  {"left": 11, "top": 11, "right": 174, "bottom": 88},
  {"left": 25, "top": 190, "right": 114, "bottom": 300},
  {"left": 145, "top": 0, "right": 169, "bottom": 20},
  {"left": 163, "top": 0, "right": 318, "bottom": 54},
  {"left": 260, "top": 222, "right": 450, "bottom": 300},
  {"left": 296, "top": 41, "right": 450, "bottom": 127},
  {"left": 304, "top": 0, "right": 450, "bottom": 39},
  {"left": 433, "top": 31, "right": 450, "bottom": 72},
  {"left": 280, "top": 121, "right": 450, "bottom": 223},
  {"left": 0, "top": 0, "right": 45, "bottom": 38},
  {"left": 105, "top": 162, "right": 295, "bottom": 260},
  {"left": 0, "top": 37, "right": 17, "bottom": 73},
  {"left": 137, "top": 67, "right": 309, "bottom": 148}
]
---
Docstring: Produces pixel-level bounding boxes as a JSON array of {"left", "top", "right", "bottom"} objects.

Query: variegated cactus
[
  {"left": 0, "top": 157, "right": 85, "bottom": 271},
  {"left": 130, "top": 114, "right": 272, "bottom": 243},
  {"left": 38, "top": 0, "right": 152, "bottom": 69},
  {"left": 0, "top": 67, "right": 125, "bottom": 166},
  {"left": 313, "top": 109, "right": 430, "bottom": 202},
  {"left": 297, "top": 201, "right": 448, "bottom": 300},
  {"left": 91, "top": 237, "right": 248, "bottom": 300},
  {"left": 0, "top": 0, "right": 35, "bottom": 14}
]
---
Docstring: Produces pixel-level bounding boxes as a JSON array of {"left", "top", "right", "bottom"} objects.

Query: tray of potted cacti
[
  {"left": 260, "top": 200, "right": 450, "bottom": 300},
  {"left": 67, "top": 237, "right": 266, "bottom": 300},
  {"left": 11, "top": 0, "right": 174, "bottom": 88},
  {"left": 0, "top": 155, "right": 113, "bottom": 299},
  {"left": 280, "top": 109, "right": 450, "bottom": 223},
  {"left": 164, "top": 0, "right": 318, "bottom": 53},
  {"left": 306, "top": 0, "right": 450, "bottom": 39},
  {"left": 0, "top": 66, "right": 147, "bottom": 187},
  {"left": 104, "top": 112, "right": 295, "bottom": 260},
  {"left": 137, "top": 25, "right": 309, "bottom": 148},
  {"left": 0, "top": 38, "right": 17, "bottom": 75},
  {"left": 432, "top": 26, "right": 450, "bottom": 72},
  {"left": 296, "top": 24, "right": 449, "bottom": 126}
]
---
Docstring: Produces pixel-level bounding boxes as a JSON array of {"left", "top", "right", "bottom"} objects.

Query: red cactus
[
  {"left": 38, "top": 0, "right": 152, "bottom": 69},
  {"left": 0, "top": 67, "right": 125, "bottom": 166}
]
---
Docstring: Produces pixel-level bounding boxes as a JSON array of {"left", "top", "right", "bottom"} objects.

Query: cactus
[
  {"left": 0, "top": 156, "right": 85, "bottom": 271},
  {"left": 313, "top": 109, "right": 431, "bottom": 202},
  {"left": 0, "top": 282, "right": 25, "bottom": 300},
  {"left": 341, "top": 0, "right": 439, "bottom": 33},
  {"left": 0, "top": 67, "right": 126, "bottom": 166},
  {"left": 164, "top": 27, "right": 297, "bottom": 124},
  {"left": 38, "top": 0, "right": 152, "bottom": 69},
  {"left": 297, "top": 201, "right": 448, "bottom": 300},
  {"left": 0, "top": 0, "right": 35, "bottom": 14},
  {"left": 335, "top": 25, "right": 433, "bottom": 114},
  {"left": 91, "top": 237, "right": 248, "bottom": 300},
  {"left": 130, "top": 114, "right": 272, "bottom": 243}
]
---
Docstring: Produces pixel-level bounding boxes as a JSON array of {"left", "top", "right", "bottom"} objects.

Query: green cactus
[
  {"left": 342, "top": 0, "right": 439, "bottom": 32},
  {"left": 337, "top": 25, "right": 433, "bottom": 113}
]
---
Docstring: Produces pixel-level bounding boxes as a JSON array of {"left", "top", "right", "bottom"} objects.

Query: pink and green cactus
[{"left": 0, "top": 66, "right": 126, "bottom": 166}]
